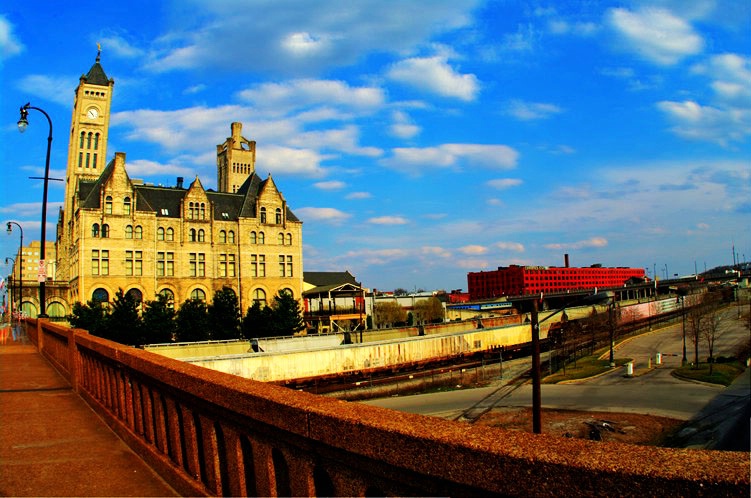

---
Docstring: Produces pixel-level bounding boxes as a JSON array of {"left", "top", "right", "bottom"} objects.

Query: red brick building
[{"left": 467, "top": 264, "right": 645, "bottom": 300}]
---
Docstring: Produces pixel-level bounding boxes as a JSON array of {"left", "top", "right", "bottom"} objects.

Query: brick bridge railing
[{"left": 25, "top": 318, "right": 748, "bottom": 497}]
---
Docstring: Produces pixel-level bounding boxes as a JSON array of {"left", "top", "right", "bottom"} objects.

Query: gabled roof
[
  {"left": 302, "top": 282, "right": 364, "bottom": 297},
  {"left": 75, "top": 165, "right": 300, "bottom": 222}
]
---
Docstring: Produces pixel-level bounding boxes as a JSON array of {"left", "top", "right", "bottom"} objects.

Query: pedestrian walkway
[{"left": 0, "top": 327, "right": 177, "bottom": 497}]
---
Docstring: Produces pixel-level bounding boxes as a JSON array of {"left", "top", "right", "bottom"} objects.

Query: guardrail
[{"left": 24, "top": 318, "right": 749, "bottom": 497}]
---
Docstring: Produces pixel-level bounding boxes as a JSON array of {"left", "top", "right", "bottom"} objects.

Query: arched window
[
  {"left": 219, "top": 230, "right": 227, "bottom": 244},
  {"left": 198, "top": 229, "right": 205, "bottom": 242},
  {"left": 126, "top": 288, "right": 143, "bottom": 304},
  {"left": 286, "top": 233, "right": 292, "bottom": 245},
  {"left": 189, "top": 228, "right": 197, "bottom": 242},
  {"left": 92, "top": 288, "right": 109, "bottom": 303},
  {"left": 125, "top": 225, "right": 133, "bottom": 239},
  {"left": 157, "top": 227, "right": 165, "bottom": 241},
  {"left": 166, "top": 228, "right": 174, "bottom": 241},
  {"left": 258, "top": 231, "right": 265, "bottom": 244},
  {"left": 101, "top": 224, "right": 109, "bottom": 238},
  {"left": 79, "top": 131, "right": 85, "bottom": 149},
  {"left": 281, "top": 288, "right": 294, "bottom": 298},
  {"left": 93, "top": 133, "right": 100, "bottom": 150},
  {"left": 190, "top": 288, "right": 206, "bottom": 301},
  {"left": 250, "top": 231, "right": 257, "bottom": 244},
  {"left": 188, "top": 202, "right": 194, "bottom": 219},
  {"left": 228, "top": 230, "right": 235, "bottom": 244},
  {"left": 200, "top": 203, "right": 206, "bottom": 220},
  {"left": 159, "top": 288, "right": 175, "bottom": 308},
  {"left": 92, "top": 223, "right": 100, "bottom": 237},
  {"left": 253, "top": 288, "right": 267, "bottom": 306},
  {"left": 278, "top": 233, "right": 285, "bottom": 245},
  {"left": 86, "top": 132, "right": 93, "bottom": 149},
  {"left": 275, "top": 208, "right": 282, "bottom": 224},
  {"left": 105, "top": 196, "right": 113, "bottom": 214},
  {"left": 260, "top": 207, "right": 267, "bottom": 223},
  {"left": 134, "top": 226, "right": 143, "bottom": 239},
  {"left": 123, "top": 197, "right": 131, "bottom": 215}
]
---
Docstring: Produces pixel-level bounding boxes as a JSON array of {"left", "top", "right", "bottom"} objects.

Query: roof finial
[{"left": 96, "top": 42, "right": 101, "bottom": 62}]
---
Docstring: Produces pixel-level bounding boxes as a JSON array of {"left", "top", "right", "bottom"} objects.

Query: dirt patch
[{"left": 474, "top": 407, "right": 684, "bottom": 446}]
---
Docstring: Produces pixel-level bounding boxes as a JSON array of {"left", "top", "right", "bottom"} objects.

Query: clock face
[{"left": 87, "top": 108, "right": 99, "bottom": 119}]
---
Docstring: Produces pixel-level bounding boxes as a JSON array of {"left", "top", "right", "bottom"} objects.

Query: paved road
[{"left": 363, "top": 307, "right": 750, "bottom": 441}]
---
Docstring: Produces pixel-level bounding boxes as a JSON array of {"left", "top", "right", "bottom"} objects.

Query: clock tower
[{"left": 64, "top": 48, "right": 114, "bottom": 219}]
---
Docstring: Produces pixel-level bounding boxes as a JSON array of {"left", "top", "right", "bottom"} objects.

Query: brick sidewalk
[{"left": 0, "top": 329, "right": 178, "bottom": 497}]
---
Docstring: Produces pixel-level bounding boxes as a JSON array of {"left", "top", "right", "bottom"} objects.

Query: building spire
[{"left": 96, "top": 42, "right": 101, "bottom": 62}]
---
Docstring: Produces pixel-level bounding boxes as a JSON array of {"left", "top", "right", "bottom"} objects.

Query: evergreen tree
[
  {"left": 242, "top": 301, "right": 275, "bottom": 338},
  {"left": 209, "top": 287, "right": 241, "bottom": 340},
  {"left": 106, "top": 289, "right": 145, "bottom": 345},
  {"left": 175, "top": 298, "right": 210, "bottom": 342},
  {"left": 271, "top": 291, "right": 306, "bottom": 336},
  {"left": 142, "top": 293, "right": 177, "bottom": 344},
  {"left": 69, "top": 300, "right": 108, "bottom": 337}
]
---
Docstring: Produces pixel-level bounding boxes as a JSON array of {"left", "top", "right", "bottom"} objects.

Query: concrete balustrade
[{"left": 26, "top": 318, "right": 749, "bottom": 497}]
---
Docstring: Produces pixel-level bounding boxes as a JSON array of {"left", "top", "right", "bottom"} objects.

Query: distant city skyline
[{"left": 1, "top": 1, "right": 749, "bottom": 293}]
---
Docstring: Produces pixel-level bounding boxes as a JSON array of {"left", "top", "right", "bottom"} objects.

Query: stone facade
[{"left": 54, "top": 52, "right": 303, "bottom": 314}]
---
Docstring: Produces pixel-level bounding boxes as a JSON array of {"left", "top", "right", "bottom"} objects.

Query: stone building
[{"left": 52, "top": 51, "right": 303, "bottom": 315}]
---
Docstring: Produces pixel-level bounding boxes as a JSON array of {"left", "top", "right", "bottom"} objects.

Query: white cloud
[
  {"left": 368, "top": 216, "right": 409, "bottom": 225},
  {"left": 693, "top": 53, "right": 751, "bottom": 104},
  {"left": 16, "top": 75, "right": 75, "bottom": 106},
  {"left": 607, "top": 7, "right": 703, "bottom": 65},
  {"left": 345, "top": 191, "right": 372, "bottom": 200},
  {"left": 237, "top": 79, "right": 385, "bottom": 113},
  {"left": 495, "top": 242, "right": 525, "bottom": 253},
  {"left": 459, "top": 245, "right": 487, "bottom": 255},
  {"left": 99, "top": 35, "right": 144, "bottom": 59},
  {"left": 384, "top": 143, "right": 519, "bottom": 174},
  {"left": 390, "top": 110, "right": 421, "bottom": 139},
  {"left": 314, "top": 180, "right": 346, "bottom": 190},
  {"left": 295, "top": 207, "right": 351, "bottom": 224},
  {"left": 126, "top": 159, "right": 194, "bottom": 179},
  {"left": 657, "top": 100, "right": 751, "bottom": 145},
  {"left": 145, "top": 1, "right": 477, "bottom": 75},
  {"left": 544, "top": 237, "right": 608, "bottom": 250},
  {"left": 506, "top": 100, "right": 563, "bottom": 121},
  {"left": 387, "top": 55, "right": 479, "bottom": 101},
  {"left": 0, "top": 15, "right": 23, "bottom": 60},
  {"left": 290, "top": 125, "right": 383, "bottom": 157},
  {"left": 487, "top": 178, "right": 522, "bottom": 190}
]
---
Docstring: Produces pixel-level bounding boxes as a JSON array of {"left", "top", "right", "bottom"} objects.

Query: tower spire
[{"left": 96, "top": 42, "right": 101, "bottom": 62}]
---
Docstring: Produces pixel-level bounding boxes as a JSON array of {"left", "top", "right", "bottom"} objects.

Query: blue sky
[{"left": 1, "top": 0, "right": 749, "bottom": 293}]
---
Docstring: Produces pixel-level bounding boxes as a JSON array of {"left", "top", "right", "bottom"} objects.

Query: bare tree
[{"left": 700, "top": 292, "right": 724, "bottom": 375}]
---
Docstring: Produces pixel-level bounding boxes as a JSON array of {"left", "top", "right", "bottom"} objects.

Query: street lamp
[
  {"left": 6, "top": 222, "right": 23, "bottom": 315},
  {"left": 530, "top": 290, "right": 614, "bottom": 433},
  {"left": 18, "top": 103, "right": 53, "bottom": 318}
]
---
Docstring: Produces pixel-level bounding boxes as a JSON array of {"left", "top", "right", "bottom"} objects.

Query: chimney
[
  {"left": 176, "top": 177, "right": 184, "bottom": 189},
  {"left": 564, "top": 254, "right": 570, "bottom": 268}
]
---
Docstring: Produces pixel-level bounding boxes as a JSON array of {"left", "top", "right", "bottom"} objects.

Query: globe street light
[
  {"left": 18, "top": 103, "right": 53, "bottom": 318},
  {"left": 6, "top": 222, "right": 23, "bottom": 315}
]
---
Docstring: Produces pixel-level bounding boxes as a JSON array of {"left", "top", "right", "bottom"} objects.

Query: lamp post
[
  {"left": 17, "top": 103, "right": 53, "bottom": 318},
  {"left": 530, "top": 290, "right": 614, "bottom": 433},
  {"left": 6, "top": 222, "right": 23, "bottom": 315}
]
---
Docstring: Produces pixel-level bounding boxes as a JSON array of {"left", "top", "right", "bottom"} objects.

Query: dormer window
[{"left": 161, "top": 208, "right": 169, "bottom": 216}]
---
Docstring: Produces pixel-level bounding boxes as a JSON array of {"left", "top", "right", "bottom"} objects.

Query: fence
[{"left": 24, "top": 318, "right": 749, "bottom": 497}]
